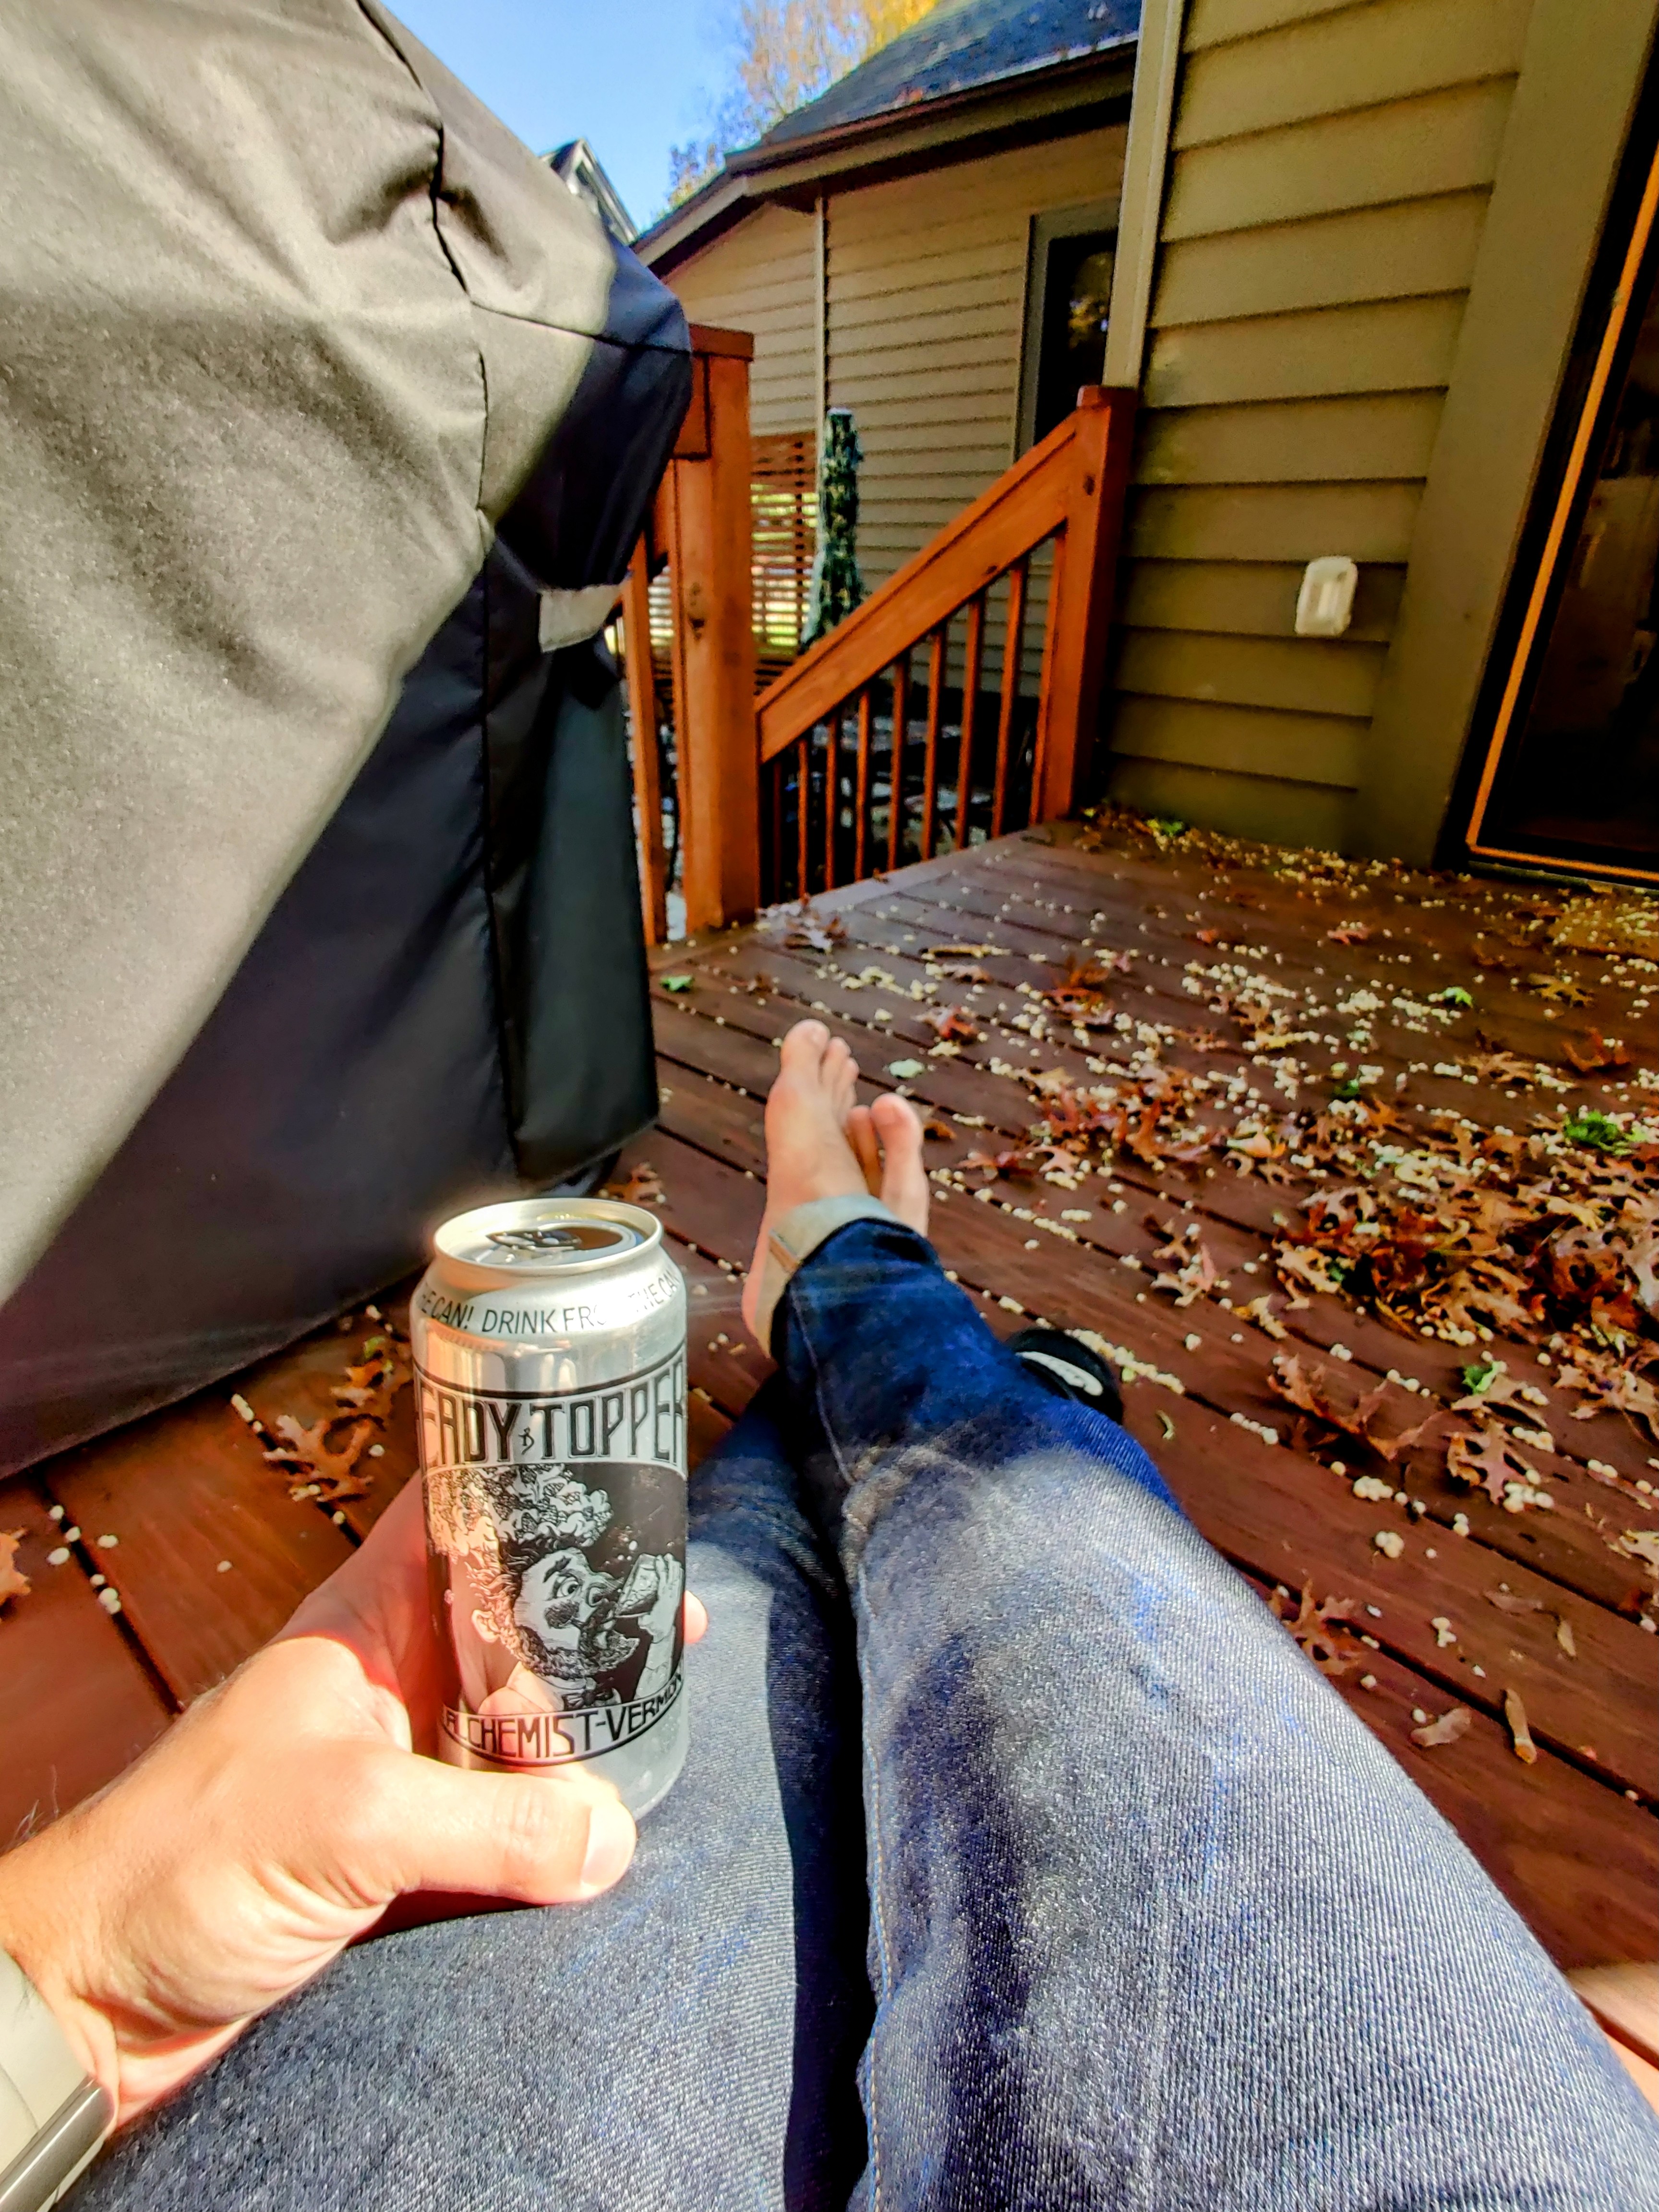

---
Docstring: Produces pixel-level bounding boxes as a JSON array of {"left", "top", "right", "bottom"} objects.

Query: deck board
[
  {"left": 0, "top": 1483, "right": 172, "bottom": 1848},
  {"left": 1, "top": 815, "right": 1653, "bottom": 1984}
]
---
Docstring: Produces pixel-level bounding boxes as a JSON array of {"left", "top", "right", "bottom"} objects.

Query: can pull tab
[{"left": 489, "top": 1226, "right": 587, "bottom": 1252}]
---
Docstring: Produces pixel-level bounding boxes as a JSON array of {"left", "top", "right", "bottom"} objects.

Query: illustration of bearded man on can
[{"left": 427, "top": 1461, "right": 684, "bottom": 1755}]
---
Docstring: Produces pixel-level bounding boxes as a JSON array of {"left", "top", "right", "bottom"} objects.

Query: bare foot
[{"left": 741, "top": 1022, "right": 931, "bottom": 1341}]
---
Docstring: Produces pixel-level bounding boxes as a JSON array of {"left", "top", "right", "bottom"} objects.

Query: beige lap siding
[
  {"left": 828, "top": 127, "right": 1128, "bottom": 698},
  {"left": 1105, "top": 0, "right": 1533, "bottom": 848},
  {"left": 669, "top": 203, "right": 819, "bottom": 437}
]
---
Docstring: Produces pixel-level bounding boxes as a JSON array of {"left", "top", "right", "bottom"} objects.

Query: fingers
[
  {"left": 685, "top": 1591, "right": 709, "bottom": 1643},
  {"left": 847, "top": 1103, "right": 883, "bottom": 1195},
  {"left": 340, "top": 1744, "right": 637, "bottom": 1907}
]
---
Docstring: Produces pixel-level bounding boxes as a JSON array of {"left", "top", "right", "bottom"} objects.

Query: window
[{"left": 1015, "top": 199, "right": 1119, "bottom": 455}]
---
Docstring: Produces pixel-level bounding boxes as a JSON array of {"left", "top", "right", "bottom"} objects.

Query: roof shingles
[{"left": 757, "top": 0, "right": 1140, "bottom": 149}]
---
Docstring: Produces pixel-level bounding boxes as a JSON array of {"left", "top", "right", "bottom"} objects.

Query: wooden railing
[
  {"left": 754, "top": 386, "right": 1136, "bottom": 903},
  {"left": 619, "top": 324, "right": 759, "bottom": 944}
]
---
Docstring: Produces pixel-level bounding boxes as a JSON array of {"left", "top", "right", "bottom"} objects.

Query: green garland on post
[{"left": 802, "top": 408, "right": 864, "bottom": 646}]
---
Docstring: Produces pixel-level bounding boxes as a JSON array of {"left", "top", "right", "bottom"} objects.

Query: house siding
[
  {"left": 1105, "top": 0, "right": 1533, "bottom": 847},
  {"left": 668, "top": 203, "right": 818, "bottom": 437},
  {"left": 666, "top": 124, "right": 1129, "bottom": 694},
  {"left": 826, "top": 127, "right": 1128, "bottom": 593}
]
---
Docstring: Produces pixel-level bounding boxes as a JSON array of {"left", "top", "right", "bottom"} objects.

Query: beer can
[{"left": 410, "top": 1195, "right": 688, "bottom": 1819}]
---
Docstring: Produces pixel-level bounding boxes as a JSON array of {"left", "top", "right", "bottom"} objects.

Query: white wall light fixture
[{"left": 1295, "top": 556, "right": 1358, "bottom": 637}]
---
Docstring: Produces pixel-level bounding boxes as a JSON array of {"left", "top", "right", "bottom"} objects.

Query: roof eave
[
  {"left": 636, "top": 39, "right": 1135, "bottom": 272},
  {"left": 636, "top": 171, "right": 759, "bottom": 273}
]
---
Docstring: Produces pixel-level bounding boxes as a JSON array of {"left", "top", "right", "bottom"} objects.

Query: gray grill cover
[{"left": 0, "top": 1, "right": 691, "bottom": 1470}]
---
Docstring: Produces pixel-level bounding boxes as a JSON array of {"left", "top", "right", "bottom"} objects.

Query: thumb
[{"left": 333, "top": 1746, "right": 637, "bottom": 1908}]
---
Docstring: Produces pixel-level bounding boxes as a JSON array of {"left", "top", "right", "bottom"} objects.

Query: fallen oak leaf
[
  {"left": 962, "top": 1145, "right": 1029, "bottom": 1180},
  {"left": 924, "top": 1007, "right": 980, "bottom": 1043},
  {"left": 0, "top": 1530, "right": 29, "bottom": 1610},
  {"left": 1445, "top": 1427, "right": 1542, "bottom": 1508},
  {"left": 605, "top": 1163, "right": 666, "bottom": 1206},
  {"left": 1564, "top": 1030, "right": 1633, "bottom": 1073},
  {"left": 1503, "top": 1686, "right": 1539, "bottom": 1765},
  {"left": 1236, "top": 1293, "right": 1288, "bottom": 1341},
  {"left": 264, "top": 1415, "right": 375, "bottom": 1503},
  {"left": 1411, "top": 1705, "right": 1473, "bottom": 1749},
  {"left": 1486, "top": 1589, "right": 1544, "bottom": 1618},
  {"left": 1269, "top": 1579, "right": 1360, "bottom": 1674},
  {"left": 333, "top": 1334, "right": 412, "bottom": 1420},
  {"left": 1526, "top": 973, "right": 1591, "bottom": 1007}
]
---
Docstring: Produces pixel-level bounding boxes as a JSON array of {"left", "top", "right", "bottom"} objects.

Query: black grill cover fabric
[
  {"left": 0, "top": 545, "right": 662, "bottom": 1478},
  {"left": 0, "top": 0, "right": 690, "bottom": 1474}
]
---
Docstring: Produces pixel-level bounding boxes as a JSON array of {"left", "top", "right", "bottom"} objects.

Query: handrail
[
  {"left": 757, "top": 401, "right": 1084, "bottom": 765},
  {"left": 761, "top": 385, "right": 1141, "bottom": 809}
]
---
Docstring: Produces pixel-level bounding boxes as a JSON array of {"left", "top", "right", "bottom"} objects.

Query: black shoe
[{"left": 1006, "top": 1327, "right": 1125, "bottom": 1423}]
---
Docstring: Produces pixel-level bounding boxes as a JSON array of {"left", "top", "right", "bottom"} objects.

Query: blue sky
[{"left": 391, "top": 0, "right": 727, "bottom": 229}]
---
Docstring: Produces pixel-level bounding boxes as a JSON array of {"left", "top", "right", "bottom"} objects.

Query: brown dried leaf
[
  {"left": 605, "top": 1163, "right": 666, "bottom": 1206},
  {"left": 785, "top": 906, "right": 847, "bottom": 951},
  {"left": 264, "top": 1415, "right": 376, "bottom": 1503},
  {"left": 1525, "top": 973, "right": 1592, "bottom": 1007},
  {"left": 1445, "top": 1427, "right": 1537, "bottom": 1506},
  {"left": 1485, "top": 1589, "right": 1544, "bottom": 1617},
  {"left": 924, "top": 1006, "right": 980, "bottom": 1044},
  {"left": 1325, "top": 922, "right": 1371, "bottom": 945},
  {"left": 1269, "top": 1580, "right": 1359, "bottom": 1674},
  {"left": 921, "top": 1111, "right": 955, "bottom": 1142},
  {"left": 1564, "top": 1030, "right": 1633, "bottom": 1073},
  {"left": 1503, "top": 1686, "right": 1539, "bottom": 1764},
  {"left": 1411, "top": 1705, "right": 1473, "bottom": 1749},
  {"left": 0, "top": 1530, "right": 29, "bottom": 1611},
  {"left": 962, "top": 1146, "right": 1028, "bottom": 1181},
  {"left": 332, "top": 1334, "right": 411, "bottom": 1420},
  {"left": 1237, "top": 1293, "right": 1289, "bottom": 1340}
]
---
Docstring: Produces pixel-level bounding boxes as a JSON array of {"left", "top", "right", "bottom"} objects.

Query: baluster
[
  {"left": 888, "top": 652, "right": 911, "bottom": 872},
  {"left": 796, "top": 733, "right": 810, "bottom": 900},
  {"left": 920, "top": 624, "right": 947, "bottom": 863},
  {"left": 767, "top": 755, "right": 784, "bottom": 905},
  {"left": 955, "top": 590, "right": 986, "bottom": 851},
  {"left": 621, "top": 543, "right": 667, "bottom": 944},
  {"left": 823, "top": 707, "right": 842, "bottom": 891},
  {"left": 992, "top": 554, "right": 1029, "bottom": 839},
  {"left": 854, "top": 685, "right": 873, "bottom": 881},
  {"left": 1031, "top": 531, "right": 1068, "bottom": 829}
]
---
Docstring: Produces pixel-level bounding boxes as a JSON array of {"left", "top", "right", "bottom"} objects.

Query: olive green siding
[{"left": 1104, "top": 0, "right": 1533, "bottom": 845}]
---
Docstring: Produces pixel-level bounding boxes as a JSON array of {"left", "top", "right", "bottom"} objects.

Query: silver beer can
[{"left": 410, "top": 1195, "right": 688, "bottom": 1819}]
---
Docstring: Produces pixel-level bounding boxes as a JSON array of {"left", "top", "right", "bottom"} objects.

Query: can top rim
[{"left": 431, "top": 1196, "right": 664, "bottom": 1289}]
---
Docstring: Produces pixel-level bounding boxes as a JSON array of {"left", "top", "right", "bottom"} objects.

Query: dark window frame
[{"left": 1014, "top": 196, "right": 1120, "bottom": 458}]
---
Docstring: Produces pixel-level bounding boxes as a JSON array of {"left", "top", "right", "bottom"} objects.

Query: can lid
[{"left": 432, "top": 1197, "right": 661, "bottom": 1286}]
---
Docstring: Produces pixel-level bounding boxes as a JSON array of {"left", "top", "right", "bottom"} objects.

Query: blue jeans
[{"left": 80, "top": 1220, "right": 1659, "bottom": 2209}]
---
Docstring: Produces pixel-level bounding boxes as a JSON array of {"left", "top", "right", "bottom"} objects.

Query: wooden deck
[{"left": 3, "top": 814, "right": 1656, "bottom": 2075}]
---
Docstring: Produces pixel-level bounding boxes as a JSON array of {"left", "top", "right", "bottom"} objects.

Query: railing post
[
  {"left": 661, "top": 324, "right": 759, "bottom": 935},
  {"left": 1031, "top": 385, "right": 1137, "bottom": 823},
  {"left": 621, "top": 539, "right": 668, "bottom": 946}
]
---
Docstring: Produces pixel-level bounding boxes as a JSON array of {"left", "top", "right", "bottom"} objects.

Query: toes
[
  {"left": 871, "top": 1093, "right": 930, "bottom": 1235},
  {"left": 847, "top": 1104, "right": 882, "bottom": 1196},
  {"left": 825, "top": 1036, "right": 860, "bottom": 1116},
  {"left": 778, "top": 1019, "right": 830, "bottom": 1078}
]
